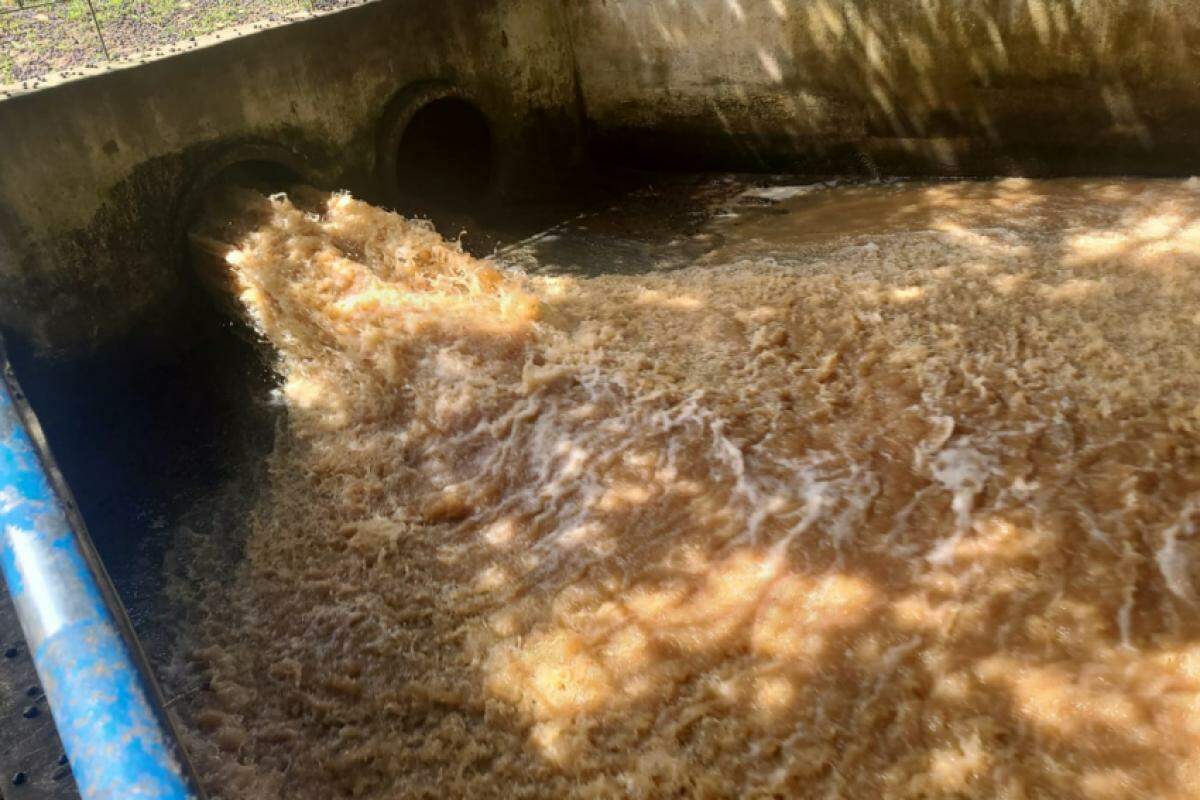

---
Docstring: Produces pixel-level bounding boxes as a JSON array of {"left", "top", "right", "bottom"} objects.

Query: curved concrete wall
[
  {"left": 5, "top": 0, "right": 1200, "bottom": 351},
  {"left": 569, "top": 0, "right": 1200, "bottom": 173},
  {"left": 0, "top": 0, "right": 580, "bottom": 351}
]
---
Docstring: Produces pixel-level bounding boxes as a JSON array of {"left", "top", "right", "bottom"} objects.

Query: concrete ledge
[{"left": 0, "top": 0, "right": 581, "bottom": 352}]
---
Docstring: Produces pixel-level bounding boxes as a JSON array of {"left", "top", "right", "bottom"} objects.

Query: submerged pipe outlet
[{"left": 0, "top": 339, "right": 202, "bottom": 800}]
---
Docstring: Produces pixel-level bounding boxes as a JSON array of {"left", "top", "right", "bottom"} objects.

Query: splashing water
[{"left": 177, "top": 179, "right": 1200, "bottom": 799}]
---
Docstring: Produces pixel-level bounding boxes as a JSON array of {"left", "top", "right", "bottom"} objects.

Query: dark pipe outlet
[{"left": 395, "top": 97, "right": 494, "bottom": 212}]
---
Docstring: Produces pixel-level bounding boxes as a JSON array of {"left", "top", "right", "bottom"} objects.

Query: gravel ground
[{"left": 0, "top": 0, "right": 371, "bottom": 89}]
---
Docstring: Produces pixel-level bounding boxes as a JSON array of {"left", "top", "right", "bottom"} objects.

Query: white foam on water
[{"left": 176, "top": 179, "right": 1200, "bottom": 800}]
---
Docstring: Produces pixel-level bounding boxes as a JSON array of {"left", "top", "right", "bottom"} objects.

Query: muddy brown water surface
[{"left": 175, "top": 177, "right": 1200, "bottom": 799}]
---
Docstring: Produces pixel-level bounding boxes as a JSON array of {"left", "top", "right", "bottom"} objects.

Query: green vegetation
[{"left": 1, "top": 0, "right": 357, "bottom": 88}]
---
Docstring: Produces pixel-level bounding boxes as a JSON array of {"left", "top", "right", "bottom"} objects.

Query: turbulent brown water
[{"left": 178, "top": 179, "right": 1200, "bottom": 799}]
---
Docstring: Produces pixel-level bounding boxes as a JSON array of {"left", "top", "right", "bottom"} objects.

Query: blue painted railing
[{"left": 0, "top": 343, "right": 200, "bottom": 799}]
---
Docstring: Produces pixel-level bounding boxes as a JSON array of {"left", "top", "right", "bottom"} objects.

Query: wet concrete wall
[
  {"left": 6, "top": 0, "right": 1200, "bottom": 352},
  {"left": 0, "top": 0, "right": 580, "bottom": 352},
  {"left": 568, "top": 0, "right": 1200, "bottom": 174}
]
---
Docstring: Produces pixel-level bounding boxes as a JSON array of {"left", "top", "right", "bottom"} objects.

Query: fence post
[{"left": 83, "top": 0, "right": 111, "bottom": 60}]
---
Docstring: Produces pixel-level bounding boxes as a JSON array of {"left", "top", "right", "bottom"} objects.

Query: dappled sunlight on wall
[{"left": 570, "top": 0, "right": 1200, "bottom": 172}]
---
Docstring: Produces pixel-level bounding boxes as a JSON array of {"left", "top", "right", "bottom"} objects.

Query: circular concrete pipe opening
[
  {"left": 203, "top": 159, "right": 301, "bottom": 198},
  {"left": 394, "top": 96, "right": 494, "bottom": 214},
  {"left": 180, "top": 155, "right": 308, "bottom": 323},
  {"left": 176, "top": 152, "right": 309, "bottom": 254}
]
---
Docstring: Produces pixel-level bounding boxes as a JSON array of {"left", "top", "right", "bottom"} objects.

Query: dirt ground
[{"left": 0, "top": 0, "right": 368, "bottom": 89}]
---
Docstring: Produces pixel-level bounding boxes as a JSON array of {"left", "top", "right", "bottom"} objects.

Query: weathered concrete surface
[
  {"left": 568, "top": 0, "right": 1200, "bottom": 174},
  {"left": 0, "top": 0, "right": 580, "bottom": 352},
  {"left": 8, "top": 0, "right": 1200, "bottom": 352}
]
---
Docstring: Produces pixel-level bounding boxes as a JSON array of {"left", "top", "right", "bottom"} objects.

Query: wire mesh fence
[
  {"left": 2, "top": 1, "right": 110, "bottom": 59},
  {"left": 2, "top": 0, "right": 112, "bottom": 69},
  {"left": 0, "top": 0, "right": 374, "bottom": 88}
]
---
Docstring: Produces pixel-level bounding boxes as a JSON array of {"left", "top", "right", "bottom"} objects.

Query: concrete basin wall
[
  {"left": 569, "top": 0, "right": 1200, "bottom": 174},
  {"left": 5, "top": 0, "right": 1200, "bottom": 351},
  {"left": 0, "top": 0, "right": 580, "bottom": 352}
]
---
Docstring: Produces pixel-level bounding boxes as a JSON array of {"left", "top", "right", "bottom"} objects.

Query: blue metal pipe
[{"left": 0, "top": 343, "right": 201, "bottom": 799}]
